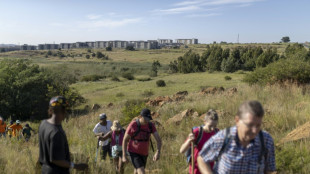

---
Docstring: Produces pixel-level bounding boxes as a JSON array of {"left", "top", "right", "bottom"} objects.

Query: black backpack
[
  {"left": 185, "top": 126, "right": 219, "bottom": 164},
  {"left": 217, "top": 128, "right": 267, "bottom": 165}
]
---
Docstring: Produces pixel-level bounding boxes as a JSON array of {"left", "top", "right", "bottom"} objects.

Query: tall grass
[{"left": 1, "top": 84, "right": 310, "bottom": 173}]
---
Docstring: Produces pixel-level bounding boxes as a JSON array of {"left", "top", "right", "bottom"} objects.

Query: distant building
[
  {"left": 20, "top": 44, "right": 37, "bottom": 50},
  {"left": 157, "top": 39, "right": 173, "bottom": 44},
  {"left": 175, "top": 38, "right": 198, "bottom": 45},
  {"left": 38, "top": 44, "right": 59, "bottom": 50},
  {"left": 59, "top": 43, "right": 72, "bottom": 49}
]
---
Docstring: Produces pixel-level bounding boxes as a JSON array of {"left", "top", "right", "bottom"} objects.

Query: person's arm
[
  {"left": 197, "top": 155, "right": 213, "bottom": 174},
  {"left": 122, "top": 133, "right": 131, "bottom": 162},
  {"left": 180, "top": 133, "right": 195, "bottom": 154},
  {"left": 99, "top": 131, "right": 112, "bottom": 141},
  {"left": 152, "top": 131, "right": 162, "bottom": 161}
]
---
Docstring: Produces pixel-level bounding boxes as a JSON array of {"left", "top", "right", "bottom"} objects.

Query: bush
[
  {"left": 224, "top": 76, "right": 232, "bottom": 81},
  {"left": 126, "top": 46, "right": 135, "bottom": 51},
  {"left": 141, "top": 90, "right": 154, "bottom": 97},
  {"left": 81, "top": 74, "right": 105, "bottom": 82},
  {"left": 0, "top": 59, "right": 85, "bottom": 120},
  {"left": 137, "top": 77, "right": 152, "bottom": 82},
  {"left": 116, "top": 92, "right": 125, "bottom": 97},
  {"left": 47, "top": 50, "right": 52, "bottom": 56},
  {"left": 243, "top": 59, "right": 310, "bottom": 85},
  {"left": 91, "top": 53, "right": 96, "bottom": 57},
  {"left": 87, "top": 49, "right": 92, "bottom": 53},
  {"left": 122, "top": 73, "right": 135, "bottom": 80},
  {"left": 106, "top": 46, "right": 112, "bottom": 51},
  {"left": 96, "top": 51, "right": 104, "bottom": 58},
  {"left": 111, "top": 76, "right": 120, "bottom": 82},
  {"left": 85, "top": 55, "right": 90, "bottom": 59},
  {"left": 120, "top": 100, "right": 146, "bottom": 125},
  {"left": 156, "top": 80, "right": 166, "bottom": 87}
]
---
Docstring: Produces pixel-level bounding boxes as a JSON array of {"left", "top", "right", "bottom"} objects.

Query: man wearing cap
[
  {"left": 122, "top": 108, "right": 162, "bottom": 174},
  {"left": 6, "top": 120, "right": 14, "bottom": 138},
  {"left": 9, "top": 120, "right": 23, "bottom": 138},
  {"left": 38, "top": 96, "right": 88, "bottom": 174},
  {"left": 93, "top": 113, "right": 112, "bottom": 161}
]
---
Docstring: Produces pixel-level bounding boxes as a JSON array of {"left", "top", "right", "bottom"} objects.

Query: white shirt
[{"left": 93, "top": 120, "right": 112, "bottom": 146}]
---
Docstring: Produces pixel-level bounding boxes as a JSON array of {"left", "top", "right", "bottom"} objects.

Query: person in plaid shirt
[{"left": 197, "top": 100, "right": 276, "bottom": 174}]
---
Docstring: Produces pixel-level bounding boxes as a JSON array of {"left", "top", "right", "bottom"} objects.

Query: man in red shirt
[{"left": 122, "top": 108, "right": 162, "bottom": 174}]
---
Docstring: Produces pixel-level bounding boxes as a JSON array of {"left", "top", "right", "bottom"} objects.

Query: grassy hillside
[{"left": 1, "top": 43, "right": 309, "bottom": 173}]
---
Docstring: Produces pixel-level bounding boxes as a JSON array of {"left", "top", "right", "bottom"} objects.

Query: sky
[{"left": 0, "top": 0, "right": 309, "bottom": 45}]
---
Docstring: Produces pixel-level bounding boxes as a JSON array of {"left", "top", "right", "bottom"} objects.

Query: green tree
[
  {"left": 281, "top": 36, "right": 290, "bottom": 43},
  {"left": 150, "top": 60, "right": 161, "bottom": 77},
  {"left": 106, "top": 46, "right": 112, "bottom": 51}
]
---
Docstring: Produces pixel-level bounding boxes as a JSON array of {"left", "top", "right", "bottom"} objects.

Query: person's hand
[
  {"left": 74, "top": 163, "right": 88, "bottom": 170},
  {"left": 153, "top": 150, "right": 160, "bottom": 161},
  {"left": 122, "top": 155, "right": 128, "bottom": 163},
  {"left": 188, "top": 133, "right": 195, "bottom": 142},
  {"left": 101, "top": 132, "right": 105, "bottom": 136}
]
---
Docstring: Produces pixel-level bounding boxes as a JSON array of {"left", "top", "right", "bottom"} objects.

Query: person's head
[
  {"left": 16, "top": 120, "right": 20, "bottom": 125},
  {"left": 111, "top": 120, "right": 122, "bottom": 133},
  {"left": 99, "top": 113, "right": 107, "bottom": 124},
  {"left": 48, "top": 96, "right": 69, "bottom": 120},
  {"left": 235, "top": 100, "right": 264, "bottom": 142},
  {"left": 10, "top": 120, "right": 14, "bottom": 125},
  {"left": 140, "top": 108, "right": 152, "bottom": 122},
  {"left": 204, "top": 109, "right": 219, "bottom": 132},
  {"left": 25, "top": 123, "right": 29, "bottom": 127}
]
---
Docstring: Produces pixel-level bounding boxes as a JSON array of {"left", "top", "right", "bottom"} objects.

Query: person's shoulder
[{"left": 261, "top": 130, "right": 274, "bottom": 143}]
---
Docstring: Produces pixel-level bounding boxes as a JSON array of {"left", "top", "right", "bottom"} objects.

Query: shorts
[{"left": 129, "top": 152, "right": 148, "bottom": 169}]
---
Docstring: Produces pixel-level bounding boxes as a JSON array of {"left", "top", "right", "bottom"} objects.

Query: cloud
[
  {"left": 186, "top": 13, "right": 221, "bottom": 18},
  {"left": 153, "top": 5, "right": 201, "bottom": 15},
  {"left": 78, "top": 18, "right": 143, "bottom": 29},
  {"left": 87, "top": 14, "right": 102, "bottom": 20}
]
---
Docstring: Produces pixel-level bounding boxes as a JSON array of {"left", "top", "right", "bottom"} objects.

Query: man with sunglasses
[{"left": 197, "top": 100, "right": 276, "bottom": 174}]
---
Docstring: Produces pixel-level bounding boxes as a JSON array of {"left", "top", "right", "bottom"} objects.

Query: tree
[
  {"left": 0, "top": 59, "right": 85, "bottom": 120},
  {"left": 106, "top": 46, "right": 112, "bottom": 51},
  {"left": 150, "top": 60, "right": 161, "bottom": 77},
  {"left": 96, "top": 51, "right": 104, "bottom": 58},
  {"left": 126, "top": 46, "right": 135, "bottom": 51},
  {"left": 281, "top": 36, "right": 290, "bottom": 43}
]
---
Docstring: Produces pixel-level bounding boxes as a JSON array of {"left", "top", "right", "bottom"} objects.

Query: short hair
[
  {"left": 237, "top": 100, "right": 264, "bottom": 119},
  {"left": 204, "top": 109, "right": 219, "bottom": 121}
]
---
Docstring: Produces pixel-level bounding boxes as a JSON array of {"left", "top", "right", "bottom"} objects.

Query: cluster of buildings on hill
[{"left": 14, "top": 38, "right": 198, "bottom": 51}]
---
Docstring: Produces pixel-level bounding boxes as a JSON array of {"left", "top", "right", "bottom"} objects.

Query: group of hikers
[
  {"left": 10, "top": 95, "right": 275, "bottom": 174},
  {"left": 0, "top": 116, "right": 34, "bottom": 141}
]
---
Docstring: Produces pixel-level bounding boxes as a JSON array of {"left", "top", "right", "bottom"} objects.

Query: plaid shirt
[{"left": 199, "top": 126, "right": 276, "bottom": 174}]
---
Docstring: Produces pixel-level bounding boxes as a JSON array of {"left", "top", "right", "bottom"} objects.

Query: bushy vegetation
[
  {"left": 120, "top": 100, "right": 146, "bottom": 125},
  {"left": 0, "top": 59, "right": 85, "bottom": 120},
  {"left": 81, "top": 74, "right": 105, "bottom": 82},
  {"left": 125, "top": 45, "right": 135, "bottom": 51},
  {"left": 224, "top": 76, "right": 232, "bottom": 81},
  {"left": 156, "top": 80, "right": 166, "bottom": 87},
  {"left": 122, "top": 72, "right": 135, "bottom": 80},
  {"left": 150, "top": 60, "right": 161, "bottom": 77}
]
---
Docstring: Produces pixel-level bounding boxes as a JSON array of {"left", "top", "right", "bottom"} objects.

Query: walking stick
[
  {"left": 191, "top": 142, "right": 194, "bottom": 174},
  {"left": 95, "top": 138, "right": 100, "bottom": 163}
]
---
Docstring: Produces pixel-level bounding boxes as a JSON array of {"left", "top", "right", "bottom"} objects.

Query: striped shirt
[{"left": 199, "top": 126, "right": 276, "bottom": 174}]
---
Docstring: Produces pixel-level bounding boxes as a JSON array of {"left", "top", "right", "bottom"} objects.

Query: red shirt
[
  {"left": 188, "top": 127, "right": 218, "bottom": 174},
  {"left": 126, "top": 120, "right": 157, "bottom": 156}
]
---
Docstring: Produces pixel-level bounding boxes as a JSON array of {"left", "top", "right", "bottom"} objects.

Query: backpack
[
  {"left": 217, "top": 128, "right": 267, "bottom": 165},
  {"left": 185, "top": 126, "right": 219, "bottom": 164},
  {"left": 131, "top": 119, "right": 154, "bottom": 152}
]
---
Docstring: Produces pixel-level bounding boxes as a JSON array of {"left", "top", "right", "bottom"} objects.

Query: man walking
[
  {"left": 9, "top": 120, "right": 23, "bottom": 139},
  {"left": 93, "top": 113, "right": 112, "bottom": 161},
  {"left": 0, "top": 116, "right": 6, "bottom": 138},
  {"left": 197, "top": 100, "right": 276, "bottom": 174},
  {"left": 38, "top": 96, "right": 88, "bottom": 174},
  {"left": 122, "top": 108, "right": 162, "bottom": 174}
]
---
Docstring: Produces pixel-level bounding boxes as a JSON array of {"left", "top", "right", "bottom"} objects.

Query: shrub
[
  {"left": 137, "top": 77, "right": 152, "bottom": 82},
  {"left": 116, "top": 92, "right": 125, "bottom": 97},
  {"left": 120, "top": 100, "right": 146, "bottom": 125},
  {"left": 81, "top": 74, "right": 105, "bottom": 82},
  {"left": 111, "top": 76, "right": 120, "bottom": 82},
  {"left": 96, "top": 51, "right": 104, "bottom": 59},
  {"left": 156, "top": 80, "right": 166, "bottom": 87},
  {"left": 87, "top": 49, "right": 92, "bottom": 53},
  {"left": 85, "top": 55, "right": 90, "bottom": 59},
  {"left": 91, "top": 53, "right": 96, "bottom": 57},
  {"left": 243, "top": 59, "right": 310, "bottom": 85},
  {"left": 47, "top": 50, "right": 52, "bottom": 56},
  {"left": 122, "top": 73, "right": 135, "bottom": 80},
  {"left": 224, "top": 76, "right": 232, "bottom": 81},
  {"left": 126, "top": 46, "right": 135, "bottom": 51},
  {"left": 141, "top": 90, "right": 154, "bottom": 97},
  {"left": 106, "top": 46, "right": 112, "bottom": 51}
]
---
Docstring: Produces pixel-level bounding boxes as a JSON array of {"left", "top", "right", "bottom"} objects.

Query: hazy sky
[{"left": 0, "top": 0, "right": 309, "bottom": 45}]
